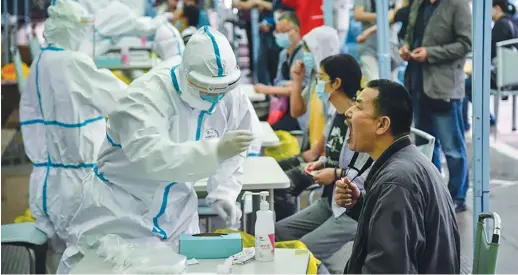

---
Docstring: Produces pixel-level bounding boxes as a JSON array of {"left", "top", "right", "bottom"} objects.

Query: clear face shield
[{"left": 186, "top": 68, "right": 241, "bottom": 104}]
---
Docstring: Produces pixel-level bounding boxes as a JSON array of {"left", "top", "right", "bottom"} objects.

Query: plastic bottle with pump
[{"left": 241, "top": 191, "right": 275, "bottom": 262}]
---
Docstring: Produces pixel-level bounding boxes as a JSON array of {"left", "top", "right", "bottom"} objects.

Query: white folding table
[
  {"left": 195, "top": 156, "right": 288, "bottom": 233},
  {"left": 194, "top": 156, "right": 288, "bottom": 193},
  {"left": 71, "top": 248, "right": 310, "bottom": 274},
  {"left": 260, "top": 121, "right": 280, "bottom": 147}
]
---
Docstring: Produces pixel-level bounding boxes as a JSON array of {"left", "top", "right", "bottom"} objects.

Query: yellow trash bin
[{"left": 263, "top": 130, "right": 301, "bottom": 162}]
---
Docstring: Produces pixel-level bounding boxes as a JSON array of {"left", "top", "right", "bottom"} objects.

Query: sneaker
[{"left": 455, "top": 200, "right": 467, "bottom": 213}]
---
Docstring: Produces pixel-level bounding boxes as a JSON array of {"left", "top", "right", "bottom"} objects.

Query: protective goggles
[{"left": 186, "top": 67, "right": 241, "bottom": 94}]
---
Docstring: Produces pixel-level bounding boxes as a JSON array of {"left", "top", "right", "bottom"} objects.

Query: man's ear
[
  {"left": 332, "top": 78, "right": 342, "bottom": 91},
  {"left": 375, "top": 116, "right": 391, "bottom": 135}
]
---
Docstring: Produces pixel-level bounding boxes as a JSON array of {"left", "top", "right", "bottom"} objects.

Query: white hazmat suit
[
  {"left": 19, "top": 0, "right": 127, "bottom": 253},
  {"left": 153, "top": 22, "right": 185, "bottom": 61},
  {"left": 59, "top": 26, "right": 255, "bottom": 273},
  {"left": 78, "top": 0, "right": 168, "bottom": 56}
]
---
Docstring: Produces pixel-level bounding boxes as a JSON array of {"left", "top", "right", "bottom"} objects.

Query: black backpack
[{"left": 280, "top": 44, "right": 303, "bottom": 80}]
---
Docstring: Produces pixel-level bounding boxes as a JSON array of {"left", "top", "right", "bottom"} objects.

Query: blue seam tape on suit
[
  {"left": 93, "top": 166, "right": 109, "bottom": 182},
  {"left": 203, "top": 26, "right": 223, "bottom": 77},
  {"left": 34, "top": 50, "right": 51, "bottom": 216},
  {"left": 33, "top": 162, "right": 96, "bottom": 168},
  {"left": 20, "top": 115, "right": 105, "bottom": 127},
  {"left": 152, "top": 182, "right": 176, "bottom": 240},
  {"left": 165, "top": 24, "right": 182, "bottom": 56},
  {"left": 170, "top": 65, "right": 180, "bottom": 92},
  {"left": 106, "top": 134, "right": 122, "bottom": 147}
]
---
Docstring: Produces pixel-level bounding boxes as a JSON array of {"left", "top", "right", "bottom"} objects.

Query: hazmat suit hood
[
  {"left": 302, "top": 26, "right": 341, "bottom": 72},
  {"left": 153, "top": 22, "right": 185, "bottom": 60},
  {"left": 43, "top": 0, "right": 92, "bottom": 51},
  {"left": 78, "top": 0, "right": 146, "bottom": 16},
  {"left": 93, "top": 1, "right": 165, "bottom": 38},
  {"left": 176, "top": 26, "right": 240, "bottom": 112}
]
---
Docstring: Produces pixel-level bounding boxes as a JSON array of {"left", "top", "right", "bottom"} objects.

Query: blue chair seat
[{"left": 1, "top": 223, "right": 47, "bottom": 246}]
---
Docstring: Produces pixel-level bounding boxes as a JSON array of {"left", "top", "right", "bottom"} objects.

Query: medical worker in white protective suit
[
  {"left": 19, "top": 0, "right": 127, "bottom": 255},
  {"left": 59, "top": 26, "right": 257, "bottom": 273},
  {"left": 78, "top": 0, "right": 169, "bottom": 56}
]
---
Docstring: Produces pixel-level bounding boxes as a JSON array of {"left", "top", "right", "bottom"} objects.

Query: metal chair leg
[
  {"left": 308, "top": 190, "right": 317, "bottom": 205},
  {"left": 494, "top": 92, "right": 500, "bottom": 140},
  {"left": 512, "top": 95, "right": 516, "bottom": 131},
  {"left": 206, "top": 217, "right": 212, "bottom": 233}
]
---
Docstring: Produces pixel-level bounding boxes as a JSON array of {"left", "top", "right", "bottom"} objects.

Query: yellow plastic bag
[
  {"left": 214, "top": 229, "right": 321, "bottom": 274},
  {"left": 263, "top": 130, "right": 301, "bottom": 162},
  {"left": 111, "top": 70, "right": 131, "bottom": 84},
  {"left": 1, "top": 63, "right": 30, "bottom": 80},
  {"left": 14, "top": 209, "right": 36, "bottom": 223}
]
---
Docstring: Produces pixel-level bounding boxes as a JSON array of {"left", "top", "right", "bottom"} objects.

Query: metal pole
[
  {"left": 323, "top": 0, "right": 334, "bottom": 27},
  {"left": 2, "top": 0, "right": 9, "bottom": 64},
  {"left": 250, "top": 7, "right": 259, "bottom": 84},
  {"left": 471, "top": 0, "right": 491, "bottom": 238},
  {"left": 375, "top": 0, "right": 391, "bottom": 79},
  {"left": 24, "top": 0, "right": 29, "bottom": 43},
  {"left": 12, "top": 0, "right": 18, "bottom": 48},
  {"left": 24, "top": 0, "right": 29, "bottom": 24}
]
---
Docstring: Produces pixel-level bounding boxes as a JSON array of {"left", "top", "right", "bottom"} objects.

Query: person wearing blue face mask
[{"left": 255, "top": 12, "right": 307, "bottom": 132}]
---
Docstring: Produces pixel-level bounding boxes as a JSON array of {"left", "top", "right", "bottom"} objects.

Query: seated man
[
  {"left": 336, "top": 80, "right": 460, "bottom": 273},
  {"left": 254, "top": 11, "right": 309, "bottom": 132},
  {"left": 276, "top": 54, "right": 372, "bottom": 274},
  {"left": 174, "top": 4, "right": 200, "bottom": 44}
]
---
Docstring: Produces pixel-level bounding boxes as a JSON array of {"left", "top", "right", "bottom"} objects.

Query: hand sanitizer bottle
[{"left": 254, "top": 191, "right": 275, "bottom": 262}]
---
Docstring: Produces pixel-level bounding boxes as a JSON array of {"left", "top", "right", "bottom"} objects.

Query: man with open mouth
[{"left": 335, "top": 79, "right": 460, "bottom": 274}]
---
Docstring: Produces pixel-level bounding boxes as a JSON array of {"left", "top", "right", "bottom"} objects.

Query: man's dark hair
[
  {"left": 320, "top": 54, "right": 362, "bottom": 100},
  {"left": 366, "top": 79, "right": 413, "bottom": 137},
  {"left": 279, "top": 11, "right": 300, "bottom": 28},
  {"left": 493, "top": 0, "right": 510, "bottom": 13},
  {"left": 183, "top": 5, "right": 200, "bottom": 27}
]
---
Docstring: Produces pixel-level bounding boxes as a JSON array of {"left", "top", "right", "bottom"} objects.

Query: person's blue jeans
[
  {"left": 256, "top": 31, "right": 280, "bottom": 85},
  {"left": 413, "top": 93, "right": 470, "bottom": 202}
]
